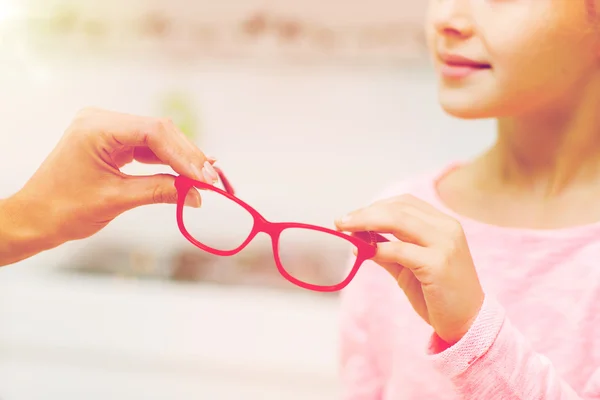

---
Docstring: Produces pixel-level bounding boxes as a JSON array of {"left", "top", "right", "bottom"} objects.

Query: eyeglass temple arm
[
  {"left": 351, "top": 231, "right": 390, "bottom": 245},
  {"left": 213, "top": 166, "right": 235, "bottom": 195}
]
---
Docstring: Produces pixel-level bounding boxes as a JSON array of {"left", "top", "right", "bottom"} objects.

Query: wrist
[
  {"left": 438, "top": 290, "right": 485, "bottom": 345},
  {"left": 0, "top": 193, "right": 61, "bottom": 266},
  {"left": 442, "top": 313, "right": 480, "bottom": 346}
]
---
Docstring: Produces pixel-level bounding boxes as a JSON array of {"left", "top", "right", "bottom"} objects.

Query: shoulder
[{"left": 370, "top": 164, "right": 453, "bottom": 203}]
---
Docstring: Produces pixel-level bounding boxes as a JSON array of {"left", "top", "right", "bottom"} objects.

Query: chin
[
  {"left": 438, "top": 91, "right": 499, "bottom": 120},
  {"left": 440, "top": 103, "right": 494, "bottom": 119}
]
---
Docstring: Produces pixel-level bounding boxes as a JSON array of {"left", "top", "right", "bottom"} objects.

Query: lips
[
  {"left": 446, "top": 60, "right": 490, "bottom": 69},
  {"left": 437, "top": 54, "right": 491, "bottom": 79},
  {"left": 439, "top": 54, "right": 491, "bottom": 69}
]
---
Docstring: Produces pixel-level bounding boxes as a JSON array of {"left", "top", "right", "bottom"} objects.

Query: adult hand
[
  {"left": 335, "top": 194, "right": 485, "bottom": 345},
  {"left": 4, "top": 107, "right": 217, "bottom": 256}
]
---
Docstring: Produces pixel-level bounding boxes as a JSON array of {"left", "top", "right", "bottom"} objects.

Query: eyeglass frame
[{"left": 174, "top": 166, "right": 389, "bottom": 292}]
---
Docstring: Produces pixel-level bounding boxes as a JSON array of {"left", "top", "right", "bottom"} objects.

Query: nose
[{"left": 429, "top": 0, "right": 474, "bottom": 39}]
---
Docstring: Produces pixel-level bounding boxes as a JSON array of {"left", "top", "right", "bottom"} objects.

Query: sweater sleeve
[{"left": 428, "top": 295, "right": 600, "bottom": 399}]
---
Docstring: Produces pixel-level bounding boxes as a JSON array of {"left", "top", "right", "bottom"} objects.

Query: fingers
[
  {"left": 183, "top": 187, "right": 202, "bottom": 207},
  {"left": 373, "top": 260, "right": 405, "bottom": 281},
  {"left": 369, "top": 240, "right": 437, "bottom": 287},
  {"left": 357, "top": 239, "right": 430, "bottom": 292},
  {"left": 336, "top": 202, "right": 438, "bottom": 246},
  {"left": 371, "top": 241, "right": 429, "bottom": 272},
  {"left": 132, "top": 147, "right": 163, "bottom": 164},
  {"left": 132, "top": 147, "right": 217, "bottom": 166},
  {"left": 119, "top": 173, "right": 202, "bottom": 209},
  {"left": 93, "top": 109, "right": 213, "bottom": 182}
]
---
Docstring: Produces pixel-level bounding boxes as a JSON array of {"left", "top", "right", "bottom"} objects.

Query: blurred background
[{"left": 0, "top": 0, "right": 495, "bottom": 398}]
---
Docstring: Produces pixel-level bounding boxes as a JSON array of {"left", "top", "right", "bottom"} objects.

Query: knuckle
[
  {"left": 443, "top": 240, "right": 458, "bottom": 257},
  {"left": 382, "top": 197, "right": 401, "bottom": 207},
  {"left": 160, "top": 117, "right": 174, "bottom": 131},
  {"left": 75, "top": 107, "right": 104, "bottom": 122},
  {"left": 445, "top": 219, "right": 464, "bottom": 236},
  {"left": 173, "top": 147, "right": 188, "bottom": 162},
  {"left": 144, "top": 119, "right": 165, "bottom": 141},
  {"left": 155, "top": 118, "right": 168, "bottom": 134},
  {"left": 152, "top": 185, "right": 177, "bottom": 204},
  {"left": 438, "top": 235, "right": 462, "bottom": 261},
  {"left": 431, "top": 251, "right": 448, "bottom": 267},
  {"left": 131, "top": 128, "right": 150, "bottom": 146},
  {"left": 395, "top": 207, "right": 415, "bottom": 223},
  {"left": 71, "top": 108, "right": 109, "bottom": 140},
  {"left": 76, "top": 107, "right": 94, "bottom": 117},
  {"left": 152, "top": 185, "right": 166, "bottom": 204},
  {"left": 394, "top": 208, "right": 409, "bottom": 221},
  {"left": 71, "top": 108, "right": 92, "bottom": 130},
  {"left": 392, "top": 244, "right": 406, "bottom": 261},
  {"left": 398, "top": 193, "right": 417, "bottom": 203}
]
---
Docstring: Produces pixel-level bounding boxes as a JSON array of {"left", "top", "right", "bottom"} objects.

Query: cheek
[
  {"left": 476, "top": 0, "right": 596, "bottom": 80},
  {"left": 485, "top": 22, "right": 598, "bottom": 97},
  {"left": 495, "top": 34, "right": 563, "bottom": 82},
  {"left": 481, "top": 6, "right": 560, "bottom": 64}
]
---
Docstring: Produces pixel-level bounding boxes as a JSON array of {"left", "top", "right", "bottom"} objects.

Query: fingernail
[
  {"left": 184, "top": 196, "right": 201, "bottom": 208},
  {"left": 207, "top": 156, "right": 217, "bottom": 164},
  {"left": 190, "top": 163, "right": 204, "bottom": 181},
  {"left": 203, "top": 161, "right": 218, "bottom": 181},
  {"left": 336, "top": 215, "right": 351, "bottom": 225},
  {"left": 202, "top": 168, "right": 215, "bottom": 185}
]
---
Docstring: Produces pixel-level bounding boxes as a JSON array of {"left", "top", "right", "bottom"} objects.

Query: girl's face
[{"left": 425, "top": 0, "right": 600, "bottom": 119}]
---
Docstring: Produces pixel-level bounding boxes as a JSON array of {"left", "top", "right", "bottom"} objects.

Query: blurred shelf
[{"left": 1, "top": 0, "right": 428, "bottom": 67}]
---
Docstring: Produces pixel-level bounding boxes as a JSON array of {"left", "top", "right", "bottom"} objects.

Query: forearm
[{"left": 0, "top": 193, "right": 61, "bottom": 266}]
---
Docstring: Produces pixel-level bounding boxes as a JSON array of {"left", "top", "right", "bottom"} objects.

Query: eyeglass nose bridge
[
  {"left": 249, "top": 216, "right": 284, "bottom": 241},
  {"left": 229, "top": 214, "right": 280, "bottom": 253}
]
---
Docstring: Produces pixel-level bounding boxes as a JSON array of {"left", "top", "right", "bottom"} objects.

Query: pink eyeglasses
[{"left": 174, "top": 167, "right": 388, "bottom": 292}]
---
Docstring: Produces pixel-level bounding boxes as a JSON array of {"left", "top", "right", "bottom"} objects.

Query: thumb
[{"left": 122, "top": 173, "right": 202, "bottom": 209}]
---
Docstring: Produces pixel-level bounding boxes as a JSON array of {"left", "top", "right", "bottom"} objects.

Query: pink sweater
[{"left": 339, "top": 164, "right": 600, "bottom": 399}]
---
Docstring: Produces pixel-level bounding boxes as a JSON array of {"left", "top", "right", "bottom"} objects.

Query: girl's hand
[
  {"left": 335, "top": 194, "right": 485, "bottom": 345},
  {"left": 10, "top": 107, "right": 216, "bottom": 248}
]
